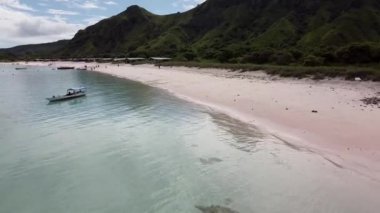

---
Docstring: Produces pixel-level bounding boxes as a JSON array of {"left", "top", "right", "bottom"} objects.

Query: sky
[{"left": 0, "top": 0, "right": 206, "bottom": 48}]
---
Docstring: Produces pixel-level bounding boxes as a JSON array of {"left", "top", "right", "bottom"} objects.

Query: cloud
[
  {"left": 172, "top": 0, "right": 206, "bottom": 11},
  {"left": 76, "top": 1, "right": 102, "bottom": 9},
  {"left": 0, "top": 0, "right": 35, "bottom": 11},
  {"left": 54, "top": 0, "right": 103, "bottom": 10},
  {"left": 84, "top": 15, "right": 107, "bottom": 25},
  {"left": 0, "top": 5, "right": 83, "bottom": 48},
  {"left": 48, "top": 9, "right": 78, "bottom": 16},
  {"left": 104, "top": 1, "right": 117, "bottom": 5}
]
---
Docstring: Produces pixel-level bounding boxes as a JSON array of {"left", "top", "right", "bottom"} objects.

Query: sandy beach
[{"left": 21, "top": 61, "right": 380, "bottom": 180}]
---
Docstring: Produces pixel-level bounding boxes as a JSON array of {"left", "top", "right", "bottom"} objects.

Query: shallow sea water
[{"left": 0, "top": 64, "right": 379, "bottom": 213}]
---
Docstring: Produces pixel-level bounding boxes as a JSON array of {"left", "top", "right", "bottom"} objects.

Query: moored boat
[
  {"left": 57, "top": 66, "right": 75, "bottom": 70},
  {"left": 47, "top": 87, "right": 86, "bottom": 102},
  {"left": 15, "top": 67, "right": 27, "bottom": 70}
]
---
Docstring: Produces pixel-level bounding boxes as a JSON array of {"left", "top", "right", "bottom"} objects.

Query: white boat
[{"left": 47, "top": 87, "right": 86, "bottom": 102}]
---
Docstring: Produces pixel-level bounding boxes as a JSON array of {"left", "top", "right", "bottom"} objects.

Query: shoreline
[{"left": 12, "top": 61, "right": 380, "bottom": 180}]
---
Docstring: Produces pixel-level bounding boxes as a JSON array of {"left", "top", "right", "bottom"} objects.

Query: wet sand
[{"left": 20, "top": 61, "right": 380, "bottom": 180}]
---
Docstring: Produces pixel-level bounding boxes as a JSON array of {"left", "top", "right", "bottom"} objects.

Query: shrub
[
  {"left": 336, "top": 43, "right": 372, "bottom": 64},
  {"left": 319, "top": 52, "right": 336, "bottom": 63},
  {"left": 270, "top": 51, "right": 294, "bottom": 65},
  {"left": 228, "top": 58, "right": 239, "bottom": 64},
  {"left": 303, "top": 55, "right": 325, "bottom": 66},
  {"left": 241, "top": 49, "right": 274, "bottom": 64},
  {"left": 345, "top": 70, "right": 374, "bottom": 81},
  {"left": 183, "top": 51, "right": 196, "bottom": 61},
  {"left": 289, "top": 49, "right": 303, "bottom": 60},
  {"left": 202, "top": 49, "right": 218, "bottom": 59},
  {"left": 370, "top": 45, "right": 380, "bottom": 62},
  {"left": 216, "top": 49, "right": 233, "bottom": 63}
]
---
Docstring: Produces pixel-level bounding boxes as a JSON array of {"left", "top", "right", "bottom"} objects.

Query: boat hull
[
  {"left": 57, "top": 67, "right": 75, "bottom": 70},
  {"left": 47, "top": 93, "right": 86, "bottom": 102}
]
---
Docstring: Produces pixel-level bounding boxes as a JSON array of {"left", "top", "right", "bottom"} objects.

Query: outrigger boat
[
  {"left": 57, "top": 66, "right": 75, "bottom": 70},
  {"left": 47, "top": 87, "right": 86, "bottom": 102},
  {"left": 15, "top": 67, "right": 27, "bottom": 70}
]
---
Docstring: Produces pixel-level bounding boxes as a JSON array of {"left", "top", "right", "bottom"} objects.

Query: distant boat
[
  {"left": 57, "top": 66, "right": 75, "bottom": 70},
  {"left": 76, "top": 67, "right": 87, "bottom": 71},
  {"left": 47, "top": 87, "right": 86, "bottom": 102},
  {"left": 15, "top": 67, "right": 27, "bottom": 70}
]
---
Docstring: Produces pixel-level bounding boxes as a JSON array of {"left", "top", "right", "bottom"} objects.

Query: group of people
[{"left": 87, "top": 65, "right": 100, "bottom": 71}]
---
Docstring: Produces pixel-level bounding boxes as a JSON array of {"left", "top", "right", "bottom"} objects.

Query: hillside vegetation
[
  {"left": 0, "top": 40, "right": 68, "bottom": 59},
  {"left": 2, "top": 0, "right": 380, "bottom": 70}
]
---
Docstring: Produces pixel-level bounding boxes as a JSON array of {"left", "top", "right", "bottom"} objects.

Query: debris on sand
[
  {"left": 360, "top": 97, "right": 380, "bottom": 106},
  {"left": 312, "top": 110, "right": 318, "bottom": 113},
  {"left": 196, "top": 205, "right": 239, "bottom": 213}
]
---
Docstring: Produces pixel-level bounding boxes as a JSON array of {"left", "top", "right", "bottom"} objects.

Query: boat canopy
[
  {"left": 150, "top": 57, "right": 172, "bottom": 61},
  {"left": 67, "top": 87, "right": 86, "bottom": 93},
  {"left": 127, "top": 57, "right": 146, "bottom": 61}
]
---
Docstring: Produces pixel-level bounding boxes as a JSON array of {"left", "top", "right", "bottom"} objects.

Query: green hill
[
  {"left": 2, "top": 0, "right": 380, "bottom": 65},
  {"left": 0, "top": 40, "right": 68, "bottom": 60}
]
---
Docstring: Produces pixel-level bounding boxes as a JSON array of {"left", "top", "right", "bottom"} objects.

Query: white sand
[{"left": 24, "top": 61, "right": 380, "bottom": 179}]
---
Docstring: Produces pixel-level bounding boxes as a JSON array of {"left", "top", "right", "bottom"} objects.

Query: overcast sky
[{"left": 0, "top": 0, "right": 206, "bottom": 48}]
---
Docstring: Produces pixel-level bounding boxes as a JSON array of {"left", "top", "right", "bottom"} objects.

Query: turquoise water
[{"left": 0, "top": 64, "right": 379, "bottom": 213}]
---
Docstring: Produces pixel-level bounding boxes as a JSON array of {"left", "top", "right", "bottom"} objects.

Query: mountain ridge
[{"left": 2, "top": 0, "right": 380, "bottom": 65}]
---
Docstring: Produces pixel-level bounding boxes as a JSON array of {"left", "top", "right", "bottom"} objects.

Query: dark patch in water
[
  {"left": 200, "top": 157, "right": 223, "bottom": 165},
  {"left": 196, "top": 205, "right": 239, "bottom": 213},
  {"left": 208, "top": 112, "right": 265, "bottom": 153},
  {"left": 224, "top": 198, "right": 233, "bottom": 205}
]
